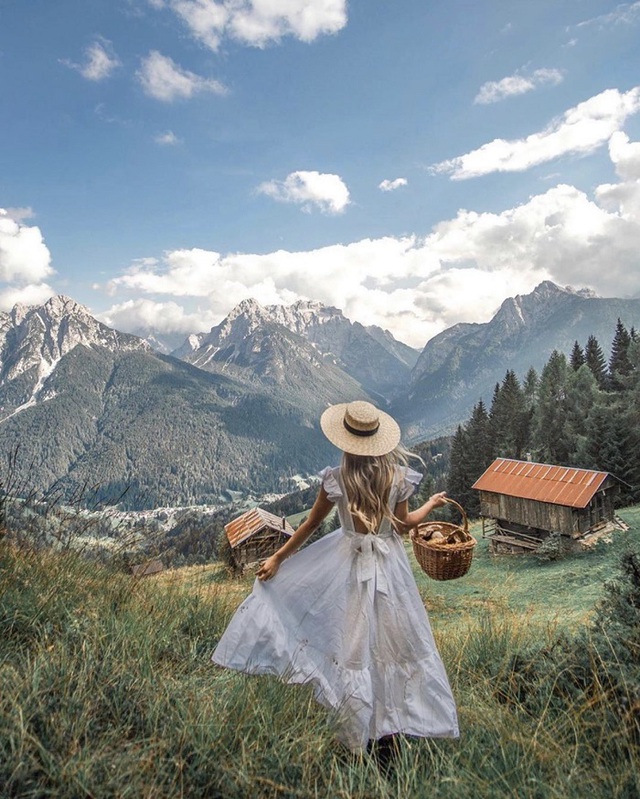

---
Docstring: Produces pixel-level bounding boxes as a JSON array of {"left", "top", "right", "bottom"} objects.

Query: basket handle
[{"left": 443, "top": 497, "right": 468, "bottom": 535}]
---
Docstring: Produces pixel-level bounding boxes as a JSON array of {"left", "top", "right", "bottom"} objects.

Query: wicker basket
[{"left": 410, "top": 498, "right": 476, "bottom": 581}]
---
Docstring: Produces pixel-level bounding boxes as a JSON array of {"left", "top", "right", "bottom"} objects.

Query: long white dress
[{"left": 212, "top": 466, "right": 459, "bottom": 750}]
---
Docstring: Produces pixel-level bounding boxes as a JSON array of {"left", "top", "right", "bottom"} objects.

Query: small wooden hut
[
  {"left": 131, "top": 559, "right": 164, "bottom": 578},
  {"left": 225, "top": 508, "right": 294, "bottom": 569},
  {"left": 472, "top": 458, "right": 621, "bottom": 554}
]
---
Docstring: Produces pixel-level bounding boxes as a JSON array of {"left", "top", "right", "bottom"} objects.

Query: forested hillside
[{"left": 448, "top": 319, "right": 640, "bottom": 514}]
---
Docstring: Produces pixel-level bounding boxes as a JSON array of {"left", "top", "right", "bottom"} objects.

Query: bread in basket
[{"left": 410, "top": 498, "right": 476, "bottom": 581}]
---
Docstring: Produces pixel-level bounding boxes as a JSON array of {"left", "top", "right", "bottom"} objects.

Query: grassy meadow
[{"left": 1, "top": 507, "right": 639, "bottom": 798}]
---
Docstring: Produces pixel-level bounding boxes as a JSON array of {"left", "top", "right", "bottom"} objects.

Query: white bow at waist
[{"left": 349, "top": 532, "right": 391, "bottom": 596}]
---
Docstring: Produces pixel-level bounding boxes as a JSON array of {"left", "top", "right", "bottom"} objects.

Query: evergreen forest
[{"left": 447, "top": 319, "right": 640, "bottom": 515}]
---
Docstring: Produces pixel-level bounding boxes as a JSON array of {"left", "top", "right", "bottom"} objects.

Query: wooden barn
[
  {"left": 225, "top": 508, "right": 294, "bottom": 569},
  {"left": 472, "top": 458, "right": 622, "bottom": 554}
]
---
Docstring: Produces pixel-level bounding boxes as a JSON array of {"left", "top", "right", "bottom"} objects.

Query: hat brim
[{"left": 320, "top": 403, "right": 401, "bottom": 457}]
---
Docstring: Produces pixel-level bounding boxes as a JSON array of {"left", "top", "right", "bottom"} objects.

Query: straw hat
[{"left": 320, "top": 400, "right": 401, "bottom": 456}]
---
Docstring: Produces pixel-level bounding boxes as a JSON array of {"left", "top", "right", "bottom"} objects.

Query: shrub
[
  {"left": 216, "top": 526, "right": 238, "bottom": 573},
  {"left": 500, "top": 550, "right": 640, "bottom": 747},
  {"left": 535, "top": 531, "right": 568, "bottom": 563}
]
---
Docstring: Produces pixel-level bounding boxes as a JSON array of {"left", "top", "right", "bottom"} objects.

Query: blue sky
[{"left": 1, "top": 0, "right": 639, "bottom": 348}]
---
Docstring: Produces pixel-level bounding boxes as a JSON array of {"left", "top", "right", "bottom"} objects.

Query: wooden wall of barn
[
  {"left": 234, "top": 530, "right": 290, "bottom": 567},
  {"left": 479, "top": 480, "right": 617, "bottom": 537},
  {"left": 479, "top": 491, "right": 576, "bottom": 535}
]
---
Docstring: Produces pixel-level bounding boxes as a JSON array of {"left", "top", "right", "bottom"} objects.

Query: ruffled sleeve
[
  {"left": 396, "top": 466, "right": 423, "bottom": 502},
  {"left": 318, "top": 466, "right": 342, "bottom": 503}
]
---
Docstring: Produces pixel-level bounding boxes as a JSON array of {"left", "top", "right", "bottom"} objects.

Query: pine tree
[
  {"left": 447, "top": 425, "right": 473, "bottom": 510},
  {"left": 584, "top": 335, "right": 608, "bottom": 389},
  {"left": 570, "top": 340, "right": 585, "bottom": 371},
  {"left": 489, "top": 370, "right": 529, "bottom": 459},
  {"left": 489, "top": 378, "right": 506, "bottom": 453},
  {"left": 565, "top": 365, "right": 602, "bottom": 466},
  {"left": 584, "top": 404, "right": 628, "bottom": 494},
  {"left": 446, "top": 401, "right": 494, "bottom": 516},
  {"left": 616, "top": 338, "right": 640, "bottom": 502},
  {"left": 608, "top": 318, "right": 632, "bottom": 392},
  {"left": 523, "top": 367, "right": 539, "bottom": 410},
  {"left": 531, "top": 350, "right": 571, "bottom": 463},
  {"left": 467, "top": 399, "right": 493, "bottom": 472}
]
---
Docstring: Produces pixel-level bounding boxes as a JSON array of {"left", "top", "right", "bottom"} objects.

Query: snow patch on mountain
[{"left": 0, "top": 356, "right": 60, "bottom": 423}]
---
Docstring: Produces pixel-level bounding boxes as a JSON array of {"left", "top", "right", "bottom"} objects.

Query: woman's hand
[
  {"left": 257, "top": 554, "right": 282, "bottom": 581},
  {"left": 429, "top": 491, "right": 448, "bottom": 509},
  {"left": 394, "top": 491, "right": 449, "bottom": 533}
]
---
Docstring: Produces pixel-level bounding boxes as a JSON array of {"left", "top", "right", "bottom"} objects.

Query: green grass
[
  {"left": 1, "top": 507, "right": 639, "bottom": 798},
  {"left": 285, "top": 509, "right": 310, "bottom": 529}
]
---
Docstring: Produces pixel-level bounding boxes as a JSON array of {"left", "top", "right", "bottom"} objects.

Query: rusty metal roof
[
  {"left": 472, "top": 458, "right": 611, "bottom": 508},
  {"left": 225, "top": 507, "right": 295, "bottom": 549}
]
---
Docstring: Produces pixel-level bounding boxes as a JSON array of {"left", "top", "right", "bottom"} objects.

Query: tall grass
[{"left": 1, "top": 511, "right": 640, "bottom": 798}]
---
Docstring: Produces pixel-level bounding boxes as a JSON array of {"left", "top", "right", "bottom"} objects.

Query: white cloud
[
  {"left": 137, "top": 51, "right": 227, "bottom": 102},
  {"left": 576, "top": 1, "right": 640, "bottom": 29},
  {"left": 379, "top": 178, "right": 408, "bottom": 192},
  {"left": 0, "top": 283, "right": 57, "bottom": 312},
  {"left": 155, "top": 0, "right": 347, "bottom": 50},
  {"left": 100, "top": 298, "right": 217, "bottom": 335},
  {"left": 62, "top": 38, "right": 121, "bottom": 81},
  {"left": 154, "top": 130, "right": 182, "bottom": 145},
  {"left": 0, "top": 210, "right": 55, "bottom": 313},
  {"left": 0, "top": 209, "right": 53, "bottom": 285},
  {"left": 607, "top": 130, "right": 640, "bottom": 180},
  {"left": 107, "top": 249, "right": 223, "bottom": 297},
  {"left": 423, "top": 183, "right": 639, "bottom": 297},
  {"left": 594, "top": 132, "right": 640, "bottom": 218},
  {"left": 3, "top": 207, "right": 35, "bottom": 223},
  {"left": 100, "top": 133, "right": 640, "bottom": 348},
  {"left": 433, "top": 87, "right": 640, "bottom": 179},
  {"left": 474, "top": 68, "right": 563, "bottom": 105},
  {"left": 257, "top": 170, "right": 350, "bottom": 214}
]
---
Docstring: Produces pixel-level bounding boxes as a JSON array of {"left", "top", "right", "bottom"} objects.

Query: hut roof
[
  {"left": 225, "top": 507, "right": 295, "bottom": 549},
  {"left": 472, "top": 458, "right": 611, "bottom": 509},
  {"left": 131, "top": 559, "right": 164, "bottom": 578}
]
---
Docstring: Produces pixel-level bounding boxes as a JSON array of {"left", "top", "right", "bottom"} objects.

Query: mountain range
[
  {"left": 172, "top": 298, "right": 418, "bottom": 405},
  {"left": 0, "top": 283, "right": 638, "bottom": 509},
  {"left": 398, "top": 281, "right": 640, "bottom": 438}
]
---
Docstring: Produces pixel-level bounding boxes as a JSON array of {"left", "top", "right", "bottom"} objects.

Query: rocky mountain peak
[
  {"left": 230, "top": 297, "right": 264, "bottom": 316},
  {"left": 209, "top": 299, "right": 274, "bottom": 344},
  {"left": 264, "top": 300, "right": 345, "bottom": 334},
  {"left": 42, "top": 294, "right": 86, "bottom": 318},
  {"left": 0, "top": 296, "right": 149, "bottom": 414},
  {"left": 492, "top": 281, "right": 587, "bottom": 333},
  {"left": 8, "top": 295, "right": 148, "bottom": 357},
  {"left": 531, "top": 280, "right": 569, "bottom": 297}
]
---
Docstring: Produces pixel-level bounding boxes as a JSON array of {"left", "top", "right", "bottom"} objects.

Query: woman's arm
[
  {"left": 393, "top": 491, "right": 448, "bottom": 535},
  {"left": 256, "top": 487, "right": 335, "bottom": 581}
]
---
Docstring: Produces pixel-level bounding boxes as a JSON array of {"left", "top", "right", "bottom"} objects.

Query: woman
[{"left": 212, "top": 400, "right": 459, "bottom": 750}]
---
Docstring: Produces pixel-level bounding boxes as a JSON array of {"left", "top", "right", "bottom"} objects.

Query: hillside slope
[{"left": 0, "top": 343, "right": 337, "bottom": 509}]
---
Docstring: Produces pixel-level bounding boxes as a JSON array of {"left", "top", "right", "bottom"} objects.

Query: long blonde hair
[{"left": 340, "top": 446, "right": 414, "bottom": 533}]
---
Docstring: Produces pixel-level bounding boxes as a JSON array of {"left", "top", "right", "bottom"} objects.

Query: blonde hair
[{"left": 340, "top": 445, "right": 415, "bottom": 533}]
